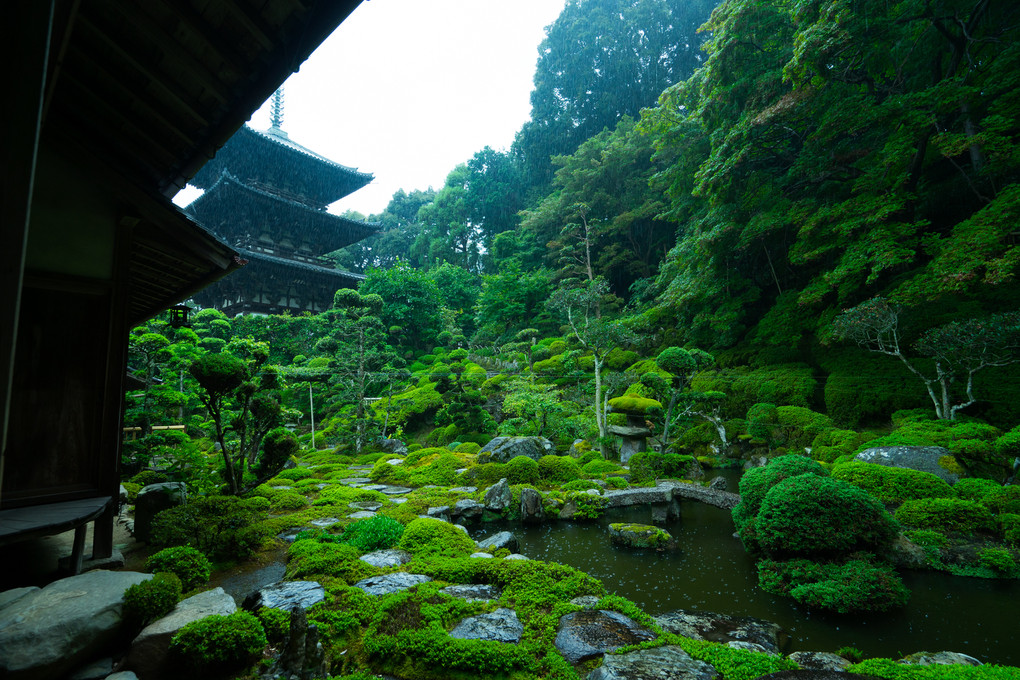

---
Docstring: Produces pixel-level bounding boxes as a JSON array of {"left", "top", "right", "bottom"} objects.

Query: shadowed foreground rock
[
  {"left": 588, "top": 645, "right": 718, "bottom": 680},
  {"left": 654, "top": 609, "right": 787, "bottom": 655},
  {"left": 555, "top": 609, "right": 657, "bottom": 663},
  {"left": 450, "top": 608, "right": 524, "bottom": 643}
]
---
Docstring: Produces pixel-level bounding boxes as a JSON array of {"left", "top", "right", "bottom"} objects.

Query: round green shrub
[
  {"left": 538, "top": 455, "right": 581, "bottom": 483},
  {"left": 285, "top": 540, "right": 374, "bottom": 582},
  {"left": 271, "top": 492, "right": 309, "bottom": 511},
  {"left": 895, "top": 497, "right": 995, "bottom": 533},
  {"left": 240, "top": 496, "right": 271, "bottom": 512},
  {"left": 831, "top": 461, "right": 954, "bottom": 505},
  {"left": 605, "top": 476, "right": 629, "bottom": 489},
  {"left": 472, "top": 462, "right": 508, "bottom": 486},
  {"left": 978, "top": 547, "right": 1017, "bottom": 575},
  {"left": 629, "top": 452, "right": 700, "bottom": 484},
  {"left": 758, "top": 558, "right": 909, "bottom": 613},
  {"left": 273, "top": 467, "right": 314, "bottom": 481},
  {"left": 146, "top": 546, "right": 212, "bottom": 592},
  {"left": 998, "top": 514, "right": 1020, "bottom": 545},
  {"left": 755, "top": 474, "right": 899, "bottom": 558},
  {"left": 953, "top": 477, "right": 1002, "bottom": 501},
  {"left": 339, "top": 515, "right": 405, "bottom": 552},
  {"left": 149, "top": 496, "right": 269, "bottom": 562},
  {"left": 256, "top": 606, "right": 290, "bottom": 644},
  {"left": 733, "top": 455, "right": 828, "bottom": 533},
  {"left": 581, "top": 459, "right": 621, "bottom": 476},
  {"left": 506, "top": 456, "right": 540, "bottom": 485},
  {"left": 561, "top": 480, "right": 603, "bottom": 493},
  {"left": 397, "top": 517, "right": 476, "bottom": 557},
  {"left": 454, "top": 441, "right": 482, "bottom": 454},
  {"left": 130, "top": 470, "right": 170, "bottom": 487},
  {"left": 123, "top": 572, "right": 182, "bottom": 625},
  {"left": 981, "top": 486, "right": 1020, "bottom": 515},
  {"left": 122, "top": 482, "right": 142, "bottom": 504},
  {"left": 168, "top": 611, "right": 266, "bottom": 676}
]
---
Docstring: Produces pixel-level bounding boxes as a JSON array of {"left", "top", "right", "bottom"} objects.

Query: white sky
[{"left": 175, "top": 0, "right": 566, "bottom": 217}]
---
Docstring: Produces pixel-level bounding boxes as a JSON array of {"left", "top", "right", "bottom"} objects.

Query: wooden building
[
  {"left": 186, "top": 120, "right": 380, "bottom": 315},
  {"left": 1, "top": 0, "right": 364, "bottom": 574}
]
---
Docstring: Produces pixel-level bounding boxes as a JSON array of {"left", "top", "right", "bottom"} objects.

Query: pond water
[{"left": 472, "top": 476, "right": 1020, "bottom": 665}]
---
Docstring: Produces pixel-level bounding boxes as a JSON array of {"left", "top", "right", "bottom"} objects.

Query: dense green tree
[
  {"left": 473, "top": 261, "right": 553, "bottom": 345},
  {"left": 361, "top": 261, "right": 445, "bottom": 351}
]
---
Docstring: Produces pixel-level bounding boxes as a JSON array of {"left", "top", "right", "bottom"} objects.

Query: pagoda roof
[
  {"left": 186, "top": 171, "right": 381, "bottom": 253},
  {"left": 190, "top": 124, "right": 373, "bottom": 209},
  {"left": 237, "top": 249, "right": 366, "bottom": 283}
]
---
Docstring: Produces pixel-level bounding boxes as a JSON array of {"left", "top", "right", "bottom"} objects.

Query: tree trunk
[{"left": 594, "top": 354, "right": 608, "bottom": 459}]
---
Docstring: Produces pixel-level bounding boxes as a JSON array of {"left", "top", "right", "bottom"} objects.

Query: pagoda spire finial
[{"left": 270, "top": 87, "right": 285, "bottom": 131}]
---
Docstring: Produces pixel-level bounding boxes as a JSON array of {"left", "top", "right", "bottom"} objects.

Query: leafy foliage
[{"left": 146, "top": 546, "right": 212, "bottom": 592}]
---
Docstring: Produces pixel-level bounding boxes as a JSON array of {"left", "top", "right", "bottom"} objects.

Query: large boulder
[
  {"left": 440, "top": 584, "right": 502, "bottom": 602},
  {"left": 479, "top": 436, "right": 554, "bottom": 463},
  {"left": 854, "top": 446, "right": 960, "bottom": 484},
  {"left": 450, "top": 499, "right": 485, "bottom": 522},
  {"left": 242, "top": 580, "right": 325, "bottom": 612},
  {"left": 520, "top": 487, "right": 545, "bottom": 523},
  {"left": 124, "top": 587, "right": 236, "bottom": 679},
  {"left": 379, "top": 438, "right": 409, "bottom": 456},
  {"left": 554, "top": 609, "right": 657, "bottom": 663},
  {"left": 0, "top": 570, "right": 152, "bottom": 680},
  {"left": 588, "top": 645, "right": 717, "bottom": 680},
  {"left": 449, "top": 608, "right": 524, "bottom": 643},
  {"left": 476, "top": 531, "right": 519, "bottom": 554},
  {"left": 484, "top": 478, "right": 513, "bottom": 512},
  {"left": 898, "top": 651, "right": 982, "bottom": 666},
  {"left": 607, "top": 523, "right": 677, "bottom": 550},
  {"left": 654, "top": 610, "right": 787, "bottom": 655},
  {"left": 133, "top": 482, "right": 187, "bottom": 542}
]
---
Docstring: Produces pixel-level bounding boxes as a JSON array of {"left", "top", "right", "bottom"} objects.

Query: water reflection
[{"left": 473, "top": 495, "right": 1019, "bottom": 665}]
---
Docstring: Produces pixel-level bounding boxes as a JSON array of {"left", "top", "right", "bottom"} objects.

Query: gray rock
[
  {"left": 787, "top": 652, "right": 851, "bottom": 672},
  {"left": 654, "top": 610, "right": 786, "bottom": 655},
  {"left": 727, "top": 640, "right": 773, "bottom": 654},
  {"left": 277, "top": 528, "right": 304, "bottom": 543},
  {"left": 708, "top": 476, "right": 728, "bottom": 491},
  {"left": 0, "top": 587, "right": 38, "bottom": 609},
  {"left": 448, "top": 486, "right": 478, "bottom": 494},
  {"left": 309, "top": 516, "right": 341, "bottom": 527},
  {"left": 450, "top": 608, "right": 524, "bottom": 643},
  {"left": 570, "top": 596, "right": 601, "bottom": 608},
  {"left": 758, "top": 673, "right": 877, "bottom": 680},
  {"left": 452, "top": 498, "right": 485, "bottom": 521},
  {"left": 125, "top": 587, "right": 236, "bottom": 678},
  {"left": 484, "top": 478, "right": 513, "bottom": 512},
  {"left": 608, "top": 523, "right": 677, "bottom": 550},
  {"left": 588, "top": 645, "right": 718, "bottom": 680},
  {"left": 380, "top": 438, "right": 409, "bottom": 455},
  {"left": 272, "top": 607, "right": 326, "bottom": 680},
  {"left": 0, "top": 570, "right": 151, "bottom": 680},
  {"left": 349, "top": 501, "right": 383, "bottom": 511},
  {"left": 359, "top": 549, "right": 412, "bottom": 568},
  {"left": 377, "top": 485, "right": 413, "bottom": 495},
  {"left": 470, "top": 552, "right": 495, "bottom": 558},
  {"left": 554, "top": 609, "right": 657, "bottom": 663},
  {"left": 520, "top": 487, "right": 545, "bottom": 523},
  {"left": 476, "top": 530, "right": 519, "bottom": 553},
  {"left": 133, "top": 482, "right": 187, "bottom": 542},
  {"left": 855, "top": 446, "right": 961, "bottom": 484},
  {"left": 504, "top": 553, "right": 530, "bottom": 561},
  {"left": 898, "top": 651, "right": 983, "bottom": 666},
  {"left": 479, "top": 436, "right": 554, "bottom": 463},
  {"left": 744, "top": 455, "right": 769, "bottom": 470},
  {"left": 603, "top": 486, "right": 673, "bottom": 508},
  {"left": 386, "top": 458, "right": 404, "bottom": 466},
  {"left": 391, "top": 497, "right": 408, "bottom": 504},
  {"left": 655, "top": 480, "right": 741, "bottom": 510},
  {"left": 338, "top": 477, "right": 372, "bottom": 485},
  {"left": 106, "top": 673, "right": 140, "bottom": 680},
  {"left": 888, "top": 533, "right": 929, "bottom": 569},
  {"left": 426, "top": 506, "right": 451, "bottom": 521},
  {"left": 242, "top": 580, "right": 325, "bottom": 612},
  {"left": 67, "top": 657, "right": 113, "bottom": 680},
  {"left": 348, "top": 510, "right": 378, "bottom": 519},
  {"left": 651, "top": 499, "right": 682, "bottom": 522},
  {"left": 354, "top": 573, "right": 432, "bottom": 596},
  {"left": 441, "top": 584, "right": 502, "bottom": 602},
  {"left": 608, "top": 424, "right": 653, "bottom": 438}
]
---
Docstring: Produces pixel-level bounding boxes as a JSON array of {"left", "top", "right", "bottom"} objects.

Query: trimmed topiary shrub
[
  {"left": 732, "top": 455, "right": 828, "bottom": 534},
  {"left": 953, "top": 477, "right": 1002, "bottom": 501},
  {"left": 168, "top": 611, "right": 266, "bottom": 677},
  {"left": 754, "top": 475, "right": 900, "bottom": 559},
  {"left": 581, "top": 459, "right": 622, "bottom": 477},
  {"left": 123, "top": 572, "right": 182, "bottom": 626},
  {"left": 537, "top": 455, "right": 582, "bottom": 484},
  {"left": 895, "top": 497, "right": 995, "bottom": 533},
  {"left": 981, "top": 486, "right": 1020, "bottom": 515},
  {"left": 273, "top": 467, "right": 314, "bottom": 481},
  {"left": 978, "top": 547, "right": 1017, "bottom": 575},
  {"left": 831, "top": 461, "right": 954, "bottom": 505},
  {"left": 270, "top": 492, "right": 309, "bottom": 511},
  {"left": 775, "top": 406, "right": 834, "bottom": 451},
  {"left": 506, "top": 456, "right": 540, "bottom": 485},
  {"left": 810, "top": 429, "right": 878, "bottom": 464},
  {"left": 998, "top": 514, "right": 1020, "bottom": 546},
  {"left": 150, "top": 496, "right": 269, "bottom": 562},
  {"left": 130, "top": 470, "right": 170, "bottom": 487},
  {"left": 285, "top": 539, "right": 376, "bottom": 583},
  {"left": 629, "top": 452, "right": 701, "bottom": 484},
  {"left": 146, "top": 546, "right": 212, "bottom": 592},
  {"left": 255, "top": 606, "right": 290, "bottom": 644},
  {"left": 397, "top": 517, "right": 476, "bottom": 557},
  {"left": 758, "top": 558, "right": 909, "bottom": 613}
]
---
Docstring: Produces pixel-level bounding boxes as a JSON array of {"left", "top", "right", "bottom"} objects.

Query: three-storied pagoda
[{"left": 186, "top": 96, "right": 377, "bottom": 315}]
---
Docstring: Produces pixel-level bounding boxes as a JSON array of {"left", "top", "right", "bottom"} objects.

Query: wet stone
[
  {"left": 448, "top": 486, "right": 478, "bottom": 494},
  {"left": 243, "top": 580, "right": 325, "bottom": 612},
  {"left": 450, "top": 608, "right": 523, "bottom": 643},
  {"left": 339, "top": 477, "right": 372, "bottom": 486},
  {"left": 359, "top": 549, "right": 412, "bottom": 568},
  {"left": 588, "top": 644, "right": 717, "bottom": 680},
  {"left": 309, "top": 517, "right": 341, "bottom": 528},
  {"left": 476, "top": 531, "right": 519, "bottom": 553},
  {"left": 653, "top": 610, "right": 786, "bottom": 655},
  {"left": 470, "top": 552, "right": 494, "bottom": 559},
  {"left": 378, "top": 485, "right": 413, "bottom": 495},
  {"left": 348, "top": 511, "right": 377, "bottom": 519},
  {"left": 349, "top": 501, "right": 383, "bottom": 511},
  {"left": 440, "top": 584, "right": 503, "bottom": 602},
  {"left": 555, "top": 609, "right": 657, "bottom": 663},
  {"left": 354, "top": 573, "right": 432, "bottom": 596}
]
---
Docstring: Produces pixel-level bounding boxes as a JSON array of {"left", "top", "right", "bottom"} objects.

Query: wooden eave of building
[
  {"left": 190, "top": 125, "right": 374, "bottom": 208},
  {"left": 187, "top": 171, "right": 382, "bottom": 253}
]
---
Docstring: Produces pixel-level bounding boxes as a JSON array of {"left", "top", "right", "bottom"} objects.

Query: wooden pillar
[{"left": 1, "top": 1, "right": 54, "bottom": 503}]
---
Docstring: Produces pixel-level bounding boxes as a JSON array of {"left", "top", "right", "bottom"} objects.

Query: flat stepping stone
[
  {"left": 440, "top": 584, "right": 502, "bottom": 602},
  {"left": 450, "top": 608, "right": 523, "bottom": 643},
  {"left": 359, "top": 549, "right": 412, "bottom": 568},
  {"left": 349, "top": 465, "right": 374, "bottom": 470},
  {"left": 554, "top": 609, "right": 657, "bottom": 663},
  {"left": 504, "top": 554, "right": 529, "bottom": 561},
  {"left": 391, "top": 498, "right": 408, "bottom": 505},
  {"left": 470, "top": 552, "right": 494, "bottom": 558},
  {"left": 377, "top": 486, "right": 412, "bottom": 495},
  {"left": 338, "top": 477, "right": 372, "bottom": 486},
  {"left": 354, "top": 573, "right": 432, "bottom": 596},
  {"left": 309, "top": 517, "right": 341, "bottom": 527},
  {"left": 349, "top": 501, "right": 382, "bottom": 511},
  {"left": 589, "top": 644, "right": 717, "bottom": 680},
  {"left": 386, "top": 459, "right": 404, "bottom": 465},
  {"left": 271, "top": 485, "right": 293, "bottom": 490},
  {"left": 348, "top": 511, "right": 377, "bottom": 519},
  {"left": 447, "top": 486, "right": 477, "bottom": 493},
  {"left": 242, "top": 580, "right": 325, "bottom": 612},
  {"left": 277, "top": 528, "right": 304, "bottom": 543}
]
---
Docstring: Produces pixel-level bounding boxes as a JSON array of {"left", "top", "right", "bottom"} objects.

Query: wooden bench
[{"left": 0, "top": 496, "right": 112, "bottom": 575}]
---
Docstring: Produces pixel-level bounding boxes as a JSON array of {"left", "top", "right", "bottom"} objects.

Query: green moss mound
[
  {"left": 537, "top": 455, "right": 582, "bottom": 483},
  {"left": 895, "top": 498, "right": 996, "bottom": 533},
  {"left": 169, "top": 611, "right": 266, "bottom": 677},
  {"left": 398, "top": 517, "right": 477, "bottom": 557},
  {"left": 123, "top": 572, "right": 181, "bottom": 626},
  {"left": 608, "top": 393, "right": 663, "bottom": 414},
  {"left": 758, "top": 558, "right": 909, "bottom": 614},
  {"left": 146, "top": 546, "right": 211, "bottom": 592},
  {"left": 832, "top": 461, "right": 955, "bottom": 505}
]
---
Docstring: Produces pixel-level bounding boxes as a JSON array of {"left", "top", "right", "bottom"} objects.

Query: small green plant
[
  {"left": 561, "top": 479, "right": 602, "bottom": 493},
  {"left": 255, "top": 606, "right": 290, "bottom": 644},
  {"left": 836, "top": 646, "right": 865, "bottom": 663},
  {"left": 123, "top": 572, "right": 182, "bottom": 626},
  {"left": 130, "top": 470, "right": 170, "bottom": 487},
  {"left": 149, "top": 496, "right": 269, "bottom": 562},
  {"left": 338, "top": 515, "right": 405, "bottom": 552},
  {"left": 904, "top": 529, "right": 949, "bottom": 549},
  {"left": 895, "top": 497, "right": 995, "bottom": 533},
  {"left": 146, "top": 546, "right": 212, "bottom": 592},
  {"left": 168, "top": 611, "right": 267, "bottom": 676},
  {"left": 758, "top": 559, "right": 909, "bottom": 613}
]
